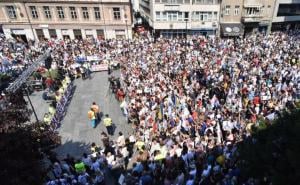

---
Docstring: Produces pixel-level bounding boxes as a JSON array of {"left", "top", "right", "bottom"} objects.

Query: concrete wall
[{"left": 273, "top": 0, "right": 300, "bottom": 23}]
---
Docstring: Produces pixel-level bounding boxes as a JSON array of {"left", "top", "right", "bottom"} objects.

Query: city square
[{"left": 0, "top": 1, "right": 300, "bottom": 185}]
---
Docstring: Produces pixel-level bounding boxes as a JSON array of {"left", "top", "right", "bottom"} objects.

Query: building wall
[
  {"left": 0, "top": 0, "right": 132, "bottom": 41},
  {"left": 140, "top": 0, "right": 220, "bottom": 36},
  {"left": 273, "top": 0, "right": 300, "bottom": 22},
  {"left": 220, "top": 0, "right": 243, "bottom": 23}
]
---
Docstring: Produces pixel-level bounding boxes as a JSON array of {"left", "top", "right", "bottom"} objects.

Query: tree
[
  {"left": 0, "top": 90, "right": 60, "bottom": 185},
  {"left": 237, "top": 109, "right": 300, "bottom": 185}
]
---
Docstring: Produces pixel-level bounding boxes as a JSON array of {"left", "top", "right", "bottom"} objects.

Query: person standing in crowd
[
  {"left": 103, "top": 114, "right": 114, "bottom": 135},
  {"left": 88, "top": 108, "right": 96, "bottom": 128},
  {"left": 91, "top": 102, "right": 101, "bottom": 121}
]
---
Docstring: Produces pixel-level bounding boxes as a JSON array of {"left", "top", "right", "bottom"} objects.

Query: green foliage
[
  {"left": 0, "top": 91, "right": 60, "bottom": 185},
  {"left": 237, "top": 110, "right": 300, "bottom": 184}
]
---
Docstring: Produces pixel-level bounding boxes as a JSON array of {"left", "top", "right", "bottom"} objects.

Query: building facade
[
  {"left": 219, "top": 0, "right": 244, "bottom": 37},
  {"left": 271, "top": 0, "right": 300, "bottom": 31},
  {"left": 140, "top": 0, "right": 221, "bottom": 38},
  {"left": 220, "top": 0, "right": 276, "bottom": 37},
  {"left": 241, "top": 0, "right": 275, "bottom": 35},
  {"left": 0, "top": 0, "right": 132, "bottom": 42}
]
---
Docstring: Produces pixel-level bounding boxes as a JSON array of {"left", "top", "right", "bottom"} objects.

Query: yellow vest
[
  {"left": 103, "top": 117, "right": 112, "bottom": 126},
  {"left": 49, "top": 106, "right": 56, "bottom": 115}
]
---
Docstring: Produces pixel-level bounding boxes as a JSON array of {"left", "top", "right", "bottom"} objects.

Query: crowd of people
[{"left": 1, "top": 30, "right": 299, "bottom": 185}]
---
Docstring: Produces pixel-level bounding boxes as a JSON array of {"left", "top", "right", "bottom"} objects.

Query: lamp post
[{"left": 25, "top": 85, "right": 39, "bottom": 123}]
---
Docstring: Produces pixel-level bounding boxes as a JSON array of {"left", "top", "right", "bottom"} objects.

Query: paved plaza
[{"left": 30, "top": 71, "right": 132, "bottom": 158}]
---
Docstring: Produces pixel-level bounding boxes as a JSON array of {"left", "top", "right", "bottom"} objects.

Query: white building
[
  {"left": 140, "top": 0, "right": 220, "bottom": 38},
  {"left": 0, "top": 0, "right": 132, "bottom": 42},
  {"left": 272, "top": 0, "right": 300, "bottom": 31},
  {"left": 131, "top": 0, "right": 140, "bottom": 12}
]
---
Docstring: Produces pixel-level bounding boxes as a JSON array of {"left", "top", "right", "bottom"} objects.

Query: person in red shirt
[{"left": 253, "top": 96, "right": 260, "bottom": 105}]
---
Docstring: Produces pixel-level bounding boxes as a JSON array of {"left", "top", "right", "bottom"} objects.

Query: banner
[{"left": 91, "top": 64, "right": 108, "bottom": 72}]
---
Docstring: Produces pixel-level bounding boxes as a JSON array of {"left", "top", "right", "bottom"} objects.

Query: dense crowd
[{"left": 1, "top": 30, "right": 299, "bottom": 185}]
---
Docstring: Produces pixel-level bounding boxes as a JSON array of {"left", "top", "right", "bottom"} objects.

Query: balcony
[{"left": 242, "top": 16, "right": 263, "bottom": 22}]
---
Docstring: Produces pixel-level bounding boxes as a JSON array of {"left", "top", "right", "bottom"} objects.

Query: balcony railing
[{"left": 242, "top": 17, "right": 262, "bottom": 22}]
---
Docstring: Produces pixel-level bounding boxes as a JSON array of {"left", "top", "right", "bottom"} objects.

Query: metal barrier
[{"left": 50, "top": 82, "right": 74, "bottom": 130}]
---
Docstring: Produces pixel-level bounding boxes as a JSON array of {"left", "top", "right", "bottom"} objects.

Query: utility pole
[{"left": 25, "top": 86, "right": 39, "bottom": 123}]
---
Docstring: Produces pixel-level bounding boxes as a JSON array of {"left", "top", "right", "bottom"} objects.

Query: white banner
[{"left": 91, "top": 64, "right": 108, "bottom": 72}]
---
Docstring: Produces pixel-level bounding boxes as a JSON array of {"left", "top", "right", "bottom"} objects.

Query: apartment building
[
  {"left": 272, "top": 0, "right": 300, "bottom": 31},
  {"left": 219, "top": 0, "right": 244, "bottom": 37},
  {"left": 220, "top": 0, "right": 278, "bottom": 37},
  {"left": 0, "top": 0, "right": 132, "bottom": 42},
  {"left": 241, "top": 0, "right": 275, "bottom": 35},
  {"left": 140, "top": 0, "right": 221, "bottom": 38}
]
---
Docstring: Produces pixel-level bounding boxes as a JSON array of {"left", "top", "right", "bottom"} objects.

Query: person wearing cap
[{"left": 103, "top": 114, "right": 113, "bottom": 135}]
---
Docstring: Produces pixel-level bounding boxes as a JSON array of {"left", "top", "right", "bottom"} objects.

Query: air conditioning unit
[
  {"left": 212, "top": 22, "right": 217, "bottom": 27},
  {"left": 202, "top": 22, "right": 205, "bottom": 25}
]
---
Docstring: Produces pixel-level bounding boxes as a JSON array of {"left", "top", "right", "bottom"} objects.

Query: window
[
  {"left": 115, "top": 29, "right": 125, "bottom": 39},
  {"left": 225, "top": 5, "right": 230, "bottom": 15},
  {"left": 69, "top": 7, "right": 77, "bottom": 19},
  {"left": 213, "top": 12, "right": 218, "bottom": 20},
  {"left": 96, "top": 29, "right": 105, "bottom": 39},
  {"left": 49, "top": 29, "right": 57, "bottom": 38},
  {"left": 82, "top": 7, "right": 89, "bottom": 19},
  {"left": 246, "top": 7, "right": 260, "bottom": 16},
  {"left": 73, "top": 29, "right": 82, "bottom": 40},
  {"left": 30, "top": 6, "right": 38, "bottom": 19},
  {"left": 158, "top": 11, "right": 186, "bottom": 22},
  {"left": 94, "top": 7, "right": 101, "bottom": 20},
  {"left": 156, "top": 11, "right": 161, "bottom": 21},
  {"left": 56, "top": 6, "right": 64, "bottom": 19},
  {"left": 234, "top": 5, "right": 239, "bottom": 15},
  {"left": 6, "top": 6, "right": 16, "bottom": 19},
  {"left": 43, "top": 6, "right": 51, "bottom": 19},
  {"left": 162, "top": 12, "right": 167, "bottom": 21},
  {"left": 113, "top": 7, "right": 121, "bottom": 20},
  {"left": 277, "top": 4, "right": 300, "bottom": 16},
  {"left": 192, "top": 11, "right": 217, "bottom": 21},
  {"left": 36, "top": 29, "right": 44, "bottom": 40}
]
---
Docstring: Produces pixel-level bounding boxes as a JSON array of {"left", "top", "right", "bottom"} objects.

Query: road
[{"left": 30, "top": 70, "right": 133, "bottom": 159}]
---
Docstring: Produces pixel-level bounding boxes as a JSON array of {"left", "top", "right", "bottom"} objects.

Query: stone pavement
[{"left": 53, "top": 71, "right": 133, "bottom": 158}]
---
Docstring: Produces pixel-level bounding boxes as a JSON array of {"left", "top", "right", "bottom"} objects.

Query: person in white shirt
[{"left": 117, "top": 132, "right": 125, "bottom": 147}]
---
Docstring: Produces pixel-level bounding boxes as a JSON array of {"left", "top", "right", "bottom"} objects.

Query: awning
[{"left": 220, "top": 23, "right": 244, "bottom": 36}]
